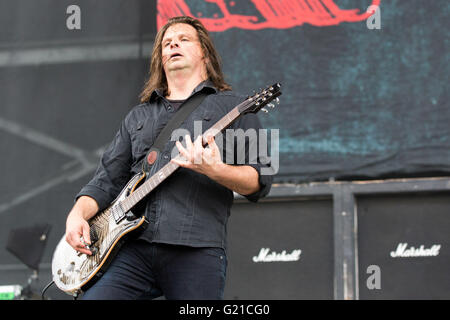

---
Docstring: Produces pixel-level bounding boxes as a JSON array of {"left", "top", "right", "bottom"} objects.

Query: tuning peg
[
  {"left": 276, "top": 97, "right": 280, "bottom": 104},
  {"left": 267, "top": 103, "right": 275, "bottom": 108},
  {"left": 261, "top": 108, "right": 269, "bottom": 113}
]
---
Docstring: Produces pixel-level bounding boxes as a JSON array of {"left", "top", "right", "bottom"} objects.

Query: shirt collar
[{"left": 149, "top": 79, "right": 217, "bottom": 102}]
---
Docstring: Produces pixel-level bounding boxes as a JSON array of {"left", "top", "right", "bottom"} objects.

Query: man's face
[{"left": 161, "top": 23, "right": 206, "bottom": 76}]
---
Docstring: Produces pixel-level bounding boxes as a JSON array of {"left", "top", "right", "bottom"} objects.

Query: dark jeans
[{"left": 81, "top": 239, "right": 227, "bottom": 300}]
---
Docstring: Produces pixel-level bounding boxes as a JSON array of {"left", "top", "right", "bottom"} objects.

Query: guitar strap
[{"left": 142, "top": 91, "right": 209, "bottom": 175}]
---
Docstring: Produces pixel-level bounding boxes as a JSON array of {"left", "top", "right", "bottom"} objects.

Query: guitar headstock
[{"left": 239, "top": 83, "right": 282, "bottom": 115}]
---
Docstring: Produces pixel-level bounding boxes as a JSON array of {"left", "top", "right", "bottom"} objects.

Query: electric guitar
[{"left": 51, "top": 83, "right": 282, "bottom": 295}]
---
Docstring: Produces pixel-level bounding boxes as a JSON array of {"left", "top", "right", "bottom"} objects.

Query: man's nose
[{"left": 170, "top": 40, "right": 180, "bottom": 49}]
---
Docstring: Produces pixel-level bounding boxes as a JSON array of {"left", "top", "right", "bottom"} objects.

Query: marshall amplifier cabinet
[
  {"left": 224, "top": 198, "right": 334, "bottom": 299},
  {"left": 357, "top": 193, "right": 450, "bottom": 299}
]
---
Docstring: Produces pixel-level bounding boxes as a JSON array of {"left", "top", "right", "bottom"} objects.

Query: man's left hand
[{"left": 171, "top": 134, "right": 224, "bottom": 177}]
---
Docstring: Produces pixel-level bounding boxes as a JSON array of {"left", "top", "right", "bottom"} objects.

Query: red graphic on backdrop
[{"left": 157, "top": 0, "right": 381, "bottom": 31}]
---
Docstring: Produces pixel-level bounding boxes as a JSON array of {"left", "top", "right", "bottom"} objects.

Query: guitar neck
[{"left": 120, "top": 104, "right": 243, "bottom": 212}]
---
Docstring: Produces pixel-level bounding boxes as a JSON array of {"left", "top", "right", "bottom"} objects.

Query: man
[{"left": 65, "top": 16, "right": 273, "bottom": 299}]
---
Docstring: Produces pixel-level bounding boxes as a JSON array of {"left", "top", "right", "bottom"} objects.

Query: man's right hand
[
  {"left": 66, "top": 211, "right": 92, "bottom": 255},
  {"left": 65, "top": 196, "right": 99, "bottom": 255}
]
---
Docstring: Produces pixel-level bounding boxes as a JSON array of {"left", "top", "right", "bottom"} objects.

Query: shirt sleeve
[
  {"left": 75, "top": 116, "right": 133, "bottom": 211},
  {"left": 226, "top": 112, "right": 275, "bottom": 202}
]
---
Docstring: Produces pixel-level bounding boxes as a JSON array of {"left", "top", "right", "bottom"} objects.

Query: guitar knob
[{"left": 90, "top": 246, "right": 98, "bottom": 255}]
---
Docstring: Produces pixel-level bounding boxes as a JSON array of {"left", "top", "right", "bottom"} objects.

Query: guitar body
[{"left": 52, "top": 173, "right": 148, "bottom": 295}]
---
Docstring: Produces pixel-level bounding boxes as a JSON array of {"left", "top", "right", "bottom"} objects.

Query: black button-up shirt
[{"left": 76, "top": 81, "right": 273, "bottom": 250}]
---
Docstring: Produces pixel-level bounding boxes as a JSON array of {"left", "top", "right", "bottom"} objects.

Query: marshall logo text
[
  {"left": 390, "top": 243, "right": 441, "bottom": 258},
  {"left": 252, "top": 248, "right": 301, "bottom": 263}
]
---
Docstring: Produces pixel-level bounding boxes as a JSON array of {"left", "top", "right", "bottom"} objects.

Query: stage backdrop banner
[{"left": 157, "top": 0, "right": 450, "bottom": 183}]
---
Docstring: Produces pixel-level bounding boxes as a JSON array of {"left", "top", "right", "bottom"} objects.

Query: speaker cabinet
[
  {"left": 224, "top": 198, "right": 334, "bottom": 299},
  {"left": 357, "top": 193, "right": 450, "bottom": 299}
]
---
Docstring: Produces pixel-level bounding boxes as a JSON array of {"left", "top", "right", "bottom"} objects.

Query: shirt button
[{"left": 163, "top": 154, "right": 169, "bottom": 160}]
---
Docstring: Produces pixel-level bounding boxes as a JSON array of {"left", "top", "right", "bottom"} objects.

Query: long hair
[{"left": 139, "top": 16, "right": 231, "bottom": 103}]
